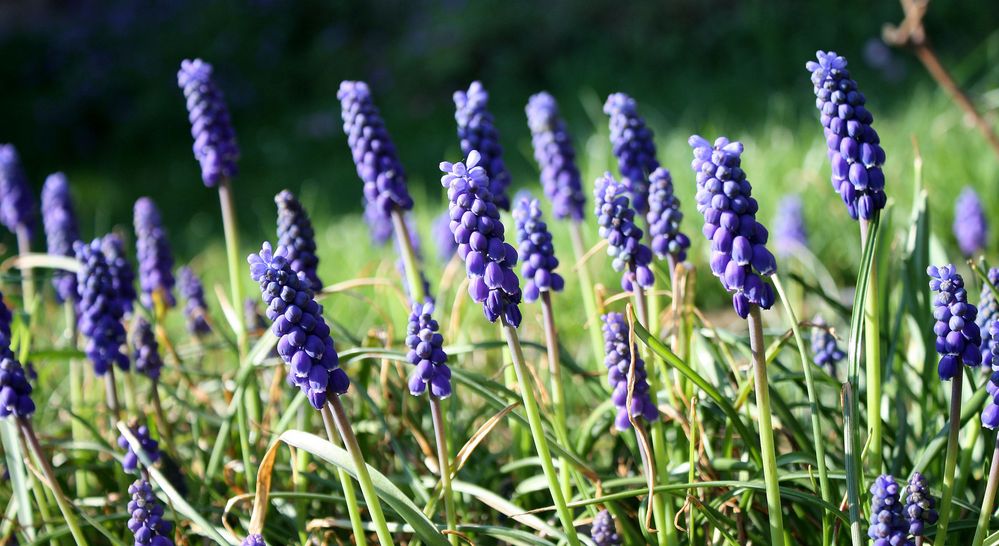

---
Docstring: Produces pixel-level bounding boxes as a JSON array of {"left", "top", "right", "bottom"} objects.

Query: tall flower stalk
[{"left": 454, "top": 82, "right": 512, "bottom": 211}]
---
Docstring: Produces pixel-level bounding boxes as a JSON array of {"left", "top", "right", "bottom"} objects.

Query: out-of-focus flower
[
  {"left": 811, "top": 316, "right": 845, "bottom": 373},
  {"left": 118, "top": 424, "right": 160, "bottom": 473},
  {"left": 178, "top": 266, "right": 211, "bottom": 336},
  {"left": 773, "top": 195, "right": 808, "bottom": 258},
  {"left": 593, "top": 174, "right": 654, "bottom": 293},
  {"left": 526, "top": 92, "right": 585, "bottom": 221},
  {"left": 953, "top": 187, "right": 988, "bottom": 257},
  {"left": 132, "top": 317, "right": 164, "bottom": 381},
  {"left": 0, "top": 144, "right": 37, "bottom": 237},
  {"left": 177, "top": 59, "right": 239, "bottom": 187},
  {"left": 134, "top": 197, "right": 176, "bottom": 309},
  {"left": 275, "top": 190, "right": 322, "bottom": 292},
  {"left": 0, "top": 291, "right": 34, "bottom": 418},
  {"left": 590, "top": 509, "right": 621, "bottom": 546},
  {"left": 41, "top": 173, "right": 80, "bottom": 303},
  {"left": 432, "top": 211, "right": 458, "bottom": 264},
  {"left": 76, "top": 239, "right": 129, "bottom": 375},
  {"left": 102, "top": 233, "right": 137, "bottom": 315},
  {"left": 454, "top": 82, "right": 511, "bottom": 210},
  {"left": 604, "top": 93, "right": 659, "bottom": 214}
]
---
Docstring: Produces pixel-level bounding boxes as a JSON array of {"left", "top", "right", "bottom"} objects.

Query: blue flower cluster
[
  {"left": 118, "top": 424, "right": 160, "bottom": 473},
  {"left": 454, "top": 82, "right": 512, "bottom": 210},
  {"left": 525, "top": 92, "right": 586, "bottom": 221},
  {"left": 646, "top": 167, "right": 690, "bottom": 263},
  {"left": 868, "top": 475, "right": 911, "bottom": 546},
  {"left": 126, "top": 478, "right": 174, "bottom": 546},
  {"left": 513, "top": 194, "right": 564, "bottom": 303},
  {"left": 903, "top": 472, "right": 938, "bottom": 538},
  {"left": 773, "top": 195, "right": 808, "bottom": 259},
  {"left": 275, "top": 190, "right": 322, "bottom": 292},
  {"left": 134, "top": 197, "right": 176, "bottom": 309},
  {"left": 75, "top": 239, "right": 129, "bottom": 375},
  {"left": 177, "top": 59, "right": 239, "bottom": 187},
  {"left": 41, "top": 173, "right": 80, "bottom": 303},
  {"left": 604, "top": 93, "right": 659, "bottom": 214},
  {"left": 132, "top": 317, "right": 164, "bottom": 381},
  {"left": 979, "top": 268, "right": 999, "bottom": 368},
  {"left": 928, "top": 264, "right": 981, "bottom": 380},
  {"left": 0, "top": 144, "right": 37, "bottom": 236},
  {"left": 178, "top": 266, "right": 212, "bottom": 336},
  {"left": 810, "top": 316, "right": 845, "bottom": 373},
  {"left": 953, "top": 187, "right": 988, "bottom": 257},
  {"left": 593, "top": 174, "right": 654, "bottom": 293},
  {"left": 0, "top": 291, "right": 34, "bottom": 418},
  {"left": 405, "top": 302, "right": 451, "bottom": 398},
  {"left": 590, "top": 509, "right": 621, "bottom": 546},
  {"left": 982, "top": 322, "right": 999, "bottom": 429},
  {"left": 602, "top": 313, "right": 657, "bottom": 430},
  {"left": 241, "top": 535, "right": 266, "bottom": 546},
  {"left": 102, "top": 233, "right": 138, "bottom": 315}
]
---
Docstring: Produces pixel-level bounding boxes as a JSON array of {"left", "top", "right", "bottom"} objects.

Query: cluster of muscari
[
  {"left": 602, "top": 312, "right": 657, "bottom": 430},
  {"left": 41, "top": 172, "right": 81, "bottom": 303},
  {"left": 102, "top": 233, "right": 138, "bottom": 315},
  {"left": 928, "top": 264, "right": 981, "bottom": 380},
  {"left": 646, "top": 167, "right": 690, "bottom": 262},
  {"left": 773, "top": 195, "right": 809, "bottom": 258},
  {"left": 275, "top": 190, "right": 323, "bottom": 292},
  {"left": 75, "top": 239, "right": 130, "bottom": 375},
  {"left": 512, "top": 194, "right": 565, "bottom": 303},
  {"left": 0, "top": 291, "right": 35, "bottom": 418},
  {"left": 590, "top": 509, "right": 621, "bottom": 546},
  {"left": 980, "top": 268, "right": 999, "bottom": 368},
  {"left": 604, "top": 93, "right": 659, "bottom": 214},
  {"left": 903, "top": 473, "right": 938, "bottom": 538},
  {"left": 132, "top": 317, "right": 164, "bottom": 381},
  {"left": 337, "top": 80, "right": 414, "bottom": 239},
  {"left": 241, "top": 535, "right": 265, "bottom": 546},
  {"left": 178, "top": 266, "right": 212, "bottom": 336},
  {"left": 440, "top": 150, "right": 523, "bottom": 326},
  {"left": 248, "top": 242, "right": 350, "bottom": 409},
  {"left": 689, "top": 136, "right": 777, "bottom": 318},
  {"left": 405, "top": 302, "right": 451, "bottom": 398},
  {"left": 953, "top": 187, "right": 988, "bottom": 257},
  {"left": 525, "top": 92, "right": 586, "bottom": 221},
  {"left": 177, "top": 58, "right": 239, "bottom": 187},
  {"left": 806, "top": 51, "right": 887, "bottom": 221},
  {"left": 593, "top": 174, "right": 655, "bottom": 293},
  {"left": 454, "top": 82, "right": 512, "bottom": 210},
  {"left": 810, "top": 316, "right": 845, "bottom": 373},
  {"left": 118, "top": 424, "right": 161, "bottom": 473},
  {"left": 983, "top": 322, "right": 999, "bottom": 428},
  {"left": 432, "top": 211, "right": 458, "bottom": 264},
  {"left": 868, "top": 475, "right": 912, "bottom": 546},
  {"left": 134, "top": 197, "right": 176, "bottom": 309},
  {"left": 126, "top": 478, "right": 174, "bottom": 546},
  {"left": 0, "top": 144, "right": 37, "bottom": 236}
]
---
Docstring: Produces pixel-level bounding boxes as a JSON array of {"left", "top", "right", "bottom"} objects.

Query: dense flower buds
[
  {"left": 454, "top": 82, "right": 511, "bottom": 210},
  {"left": 432, "top": 211, "right": 458, "bottom": 264},
  {"left": 868, "top": 475, "right": 911, "bottom": 546},
  {"left": 241, "top": 535, "right": 265, "bottom": 546},
  {"left": 178, "top": 266, "right": 212, "bottom": 336},
  {"left": 75, "top": 239, "right": 129, "bottom": 375},
  {"left": 979, "top": 268, "right": 999, "bottom": 368},
  {"left": 604, "top": 93, "right": 659, "bottom": 214},
  {"left": 134, "top": 198, "right": 176, "bottom": 309},
  {"left": 132, "top": 318, "right": 164, "bottom": 381},
  {"left": 646, "top": 167, "right": 690, "bottom": 262},
  {"left": 440, "top": 151, "right": 522, "bottom": 327},
  {"left": 513, "top": 195, "right": 564, "bottom": 302},
  {"left": 689, "top": 135, "right": 777, "bottom": 318},
  {"left": 405, "top": 302, "right": 451, "bottom": 398},
  {"left": 41, "top": 173, "right": 81, "bottom": 302},
  {"left": 0, "top": 144, "right": 37, "bottom": 236},
  {"left": 928, "top": 264, "right": 981, "bottom": 380},
  {"left": 118, "top": 424, "right": 160, "bottom": 473},
  {"left": 102, "top": 233, "right": 138, "bottom": 315},
  {"left": 810, "top": 316, "right": 845, "bottom": 373},
  {"left": 127, "top": 478, "right": 174, "bottom": 546},
  {"left": 954, "top": 187, "right": 988, "bottom": 257},
  {"left": 275, "top": 190, "right": 323, "bottom": 291},
  {"left": 593, "top": 174, "right": 655, "bottom": 293},
  {"left": 337, "top": 81, "right": 414, "bottom": 229},
  {"left": 0, "top": 291, "right": 34, "bottom": 418},
  {"left": 983, "top": 322, "right": 999, "bottom": 429},
  {"left": 590, "top": 509, "right": 621, "bottom": 546},
  {"left": 773, "top": 195, "right": 809, "bottom": 258},
  {"left": 177, "top": 59, "right": 239, "bottom": 187},
  {"left": 248, "top": 242, "right": 349, "bottom": 409},
  {"left": 903, "top": 472, "right": 938, "bottom": 537},
  {"left": 602, "top": 313, "right": 657, "bottom": 430},
  {"left": 525, "top": 92, "right": 586, "bottom": 221},
  {"left": 806, "top": 51, "right": 887, "bottom": 220}
]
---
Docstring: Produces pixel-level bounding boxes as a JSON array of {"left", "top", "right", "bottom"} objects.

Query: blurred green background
[{"left": 1, "top": 0, "right": 997, "bottom": 294}]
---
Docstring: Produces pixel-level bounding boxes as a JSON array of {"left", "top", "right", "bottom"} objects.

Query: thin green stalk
[
  {"left": 150, "top": 382, "right": 173, "bottom": 453},
  {"left": 972, "top": 435, "right": 999, "bottom": 546},
  {"left": 326, "top": 395, "right": 395, "bottom": 546},
  {"left": 121, "top": 370, "right": 138, "bottom": 415},
  {"left": 429, "top": 397, "right": 459, "bottom": 546},
  {"left": 390, "top": 209, "right": 426, "bottom": 304},
  {"left": 568, "top": 221, "right": 605, "bottom": 368},
  {"left": 746, "top": 306, "right": 785, "bottom": 546},
  {"left": 18, "top": 419, "right": 89, "bottom": 546},
  {"left": 501, "top": 318, "right": 580, "bottom": 546},
  {"left": 320, "top": 402, "right": 370, "bottom": 546},
  {"left": 843, "top": 385, "right": 863, "bottom": 546},
  {"left": 105, "top": 368, "right": 121, "bottom": 424},
  {"left": 540, "top": 291, "right": 572, "bottom": 501},
  {"left": 859, "top": 220, "right": 883, "bottom": 474},
  {"left": 773, "top": 276, "right": 831, "bottom": 546},
  {"left": 15, "top": 226, "right": 36, "bottom": 310},
  {"left": 937, "top": 372, "right": 964, "bottom": 546},
  {"left": 64, "top": 301, "right": 88, "bottom": 497}
]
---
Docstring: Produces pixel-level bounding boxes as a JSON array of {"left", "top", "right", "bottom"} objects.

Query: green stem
[
  {"left": 122, "top": 370, "right": 138, "bottom": 415},
  {"left": 104, "top": 368, "right": 121, "bottom": 424},
  {"left": 150, "top": 382, "right": 174, "bottom": 453},
  {"left": 15, "top": 226, "right": 35, "bottom": 311},
  {"left": 390, "top": 209, "right": 426, "bottom": 304},
  {"left": 18, "top": 419, "right": 89, "bottom": 546},
  {"left": 859, "top": 220, "right": 883, "bottom": 474},
  {"left": 429, "top": 397, "right": 459, "bottom": 546},
  {"left": 746, "top": 306, "right": 785, "bottom": 546},
  {"left": 843, "top": 384, "right": 863, "bottom": 546},
  {"left": 568, "top": 221, "right": 605, "bottom": 368},
  {"left": 320, "top": 402, "right": 370, "bottom": 546},
  {"left": 540, "top": 291, "right": 572, "bottom": 501},
  {"left": 64, "top": 302, "right": 88, "bottom": 498},
  {"left": 326, "top": 395, "right": 395, "bottom": 546},
  {"left": 936, "top": 373, "right": 964, "bottom": 546},
  {"left": 972, "top": 435, "right": 999, "bottom": 546},
  {"left": 501, "top": 318, "right": 580, "bottom": 546}
]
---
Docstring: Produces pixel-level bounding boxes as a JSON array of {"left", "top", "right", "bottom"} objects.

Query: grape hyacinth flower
[
  {"left": 247, "top": 242, "right": 349, "bottom": 409},
  {"left": 590, "top": 509, "right": 621, "bottom": 546},
  {"left": 928, "top": 264, "right": 981, "bottom": 380},
  {"left": 241, "top": 535, "right": 265, "bottom": 546},
  {"left": 980, "top": 268, "right": 999, "bottom": 369},
  {"left": 40, "top": 173, "right": 80, "bottom": 303},
  {"left": 102, "top": 233, "right": 138, "bottom": 315},
  {"left": 525, "top": 92, "right": 586, "bottom": 220},
  {"left": 806, "top": 51, "right": 887, "bottom": 221},
  {"left": 0, "top": 291, "right": 34, "bottom": 418},
  {"left": 954, "top": 187, "right": 988, "bottom": 257},
  {"left": 177, "top": 59, "right": 239, "bottom": 187},
  {"left": 275, "top": 190, "right": 322, "bottom": 291},
  {"left": 646, "top": 167, "right": 690, "bottom": 263},
  {"left": 440, "top": 150, "right": 522, "bottom": 326},
  {"left": 982, "top": 322, "right": 999, "bottom": 428},
  {"left": 688, "top": 136, "right": 777, "bottom": 319},
  {"left": 75, "top": 240, "right": 129, "bottom": 375},
  {"left": 512, "top": 194, "right": 565, "bottom": 302},
  {"left": 0, "top": 144, "right": 37, "bottom": 237},
  {"left": 0, "top": 291, "right": 12, "bottom": 357},
  {"left": 118, "top": 424, "right": 160, "bottom": 473},
  {"left": 604, "top": 93, "right": 659, "bottom": 214},
  {"left": 593, "top": 174, "right": 655, "bottom": 293},
  {"left": 132, "top": 317, "right": 164, "bottom": 381},
  {"left": 178, "top": 266, "right": 211, "bottom": 336},
  {"left": 432, "top": 211, "right": 458, "bottom": 264},
  {"left": 453, "top": 82, "right": 511, "bottom": 210},
  {"left": 363, "top": 202, "right": 393, "bottom": 246},
  {"left": 773, "top": 195, "right": 809, "bottom": 258},
  {"left": 126, "top": 478, "right": 174, "bottom": 546},
  {"left": 811, "top": 316, "right": 845, "bottom": 373},
  {"left": 602, "top": 313, "right": 657, "bottom": 430},
  {"left": 405, "top": 302, "right": 451, "bottom": 398},
  {"left": 903, "top": 472, "right": 938, "bottom": 537},
  {"left": 134, "top": 197, "right": 176, "bottom": 309},
  {"left": 868, "top": 474, "right": 910, "bottom": 546}
]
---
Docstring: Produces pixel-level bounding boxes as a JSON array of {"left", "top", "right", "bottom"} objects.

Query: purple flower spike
[
  {"left": 868, "top": 475, "right": 911, "bottom": 546},
  {"left": 590, "top": 509, "right": 621, "bottom": 546},
  {"left": 134, "top": 198, "right": 176, "bottom": 309},
  {"left": 41, "top": 173, "right": 81, "bottom": 303},
  {"left": 127, "top": 478, "right": 174, "bottom": 546},
  {"left": 688, "top": 135, "right": 777, "bottom": 318},
  {"left": 526, "top": 92, "right": 586, "bottom": 221},
  {"left": 593, "top": 174, "right": 655, "bottom": 293},
  {"left": 248, "top": 242, "right": 349, "bottom": 409},
  {"left": 177, "top": 59, "right": 239, "bottom": 187},
  {"left": 810, "top": 316, "right": 845, "bottom": 374},
  {"left": 646, "top": 167, "right": 690, "bottom": 263},
  {"left": 241, "top": 535, "right": 266, "bottom": 546},
  {"left": 927, "top": 264, "right": 981, "bottom": 380},
  {"left": 903, "top": 473, "right": 938, "bottom": 538},
  {"left": 0, "top": 144, "right": 37, "bottom": 237},
  {"left": 0, "top": 291, "right": 35, "bottom": 418},
  {"left": 604, "top": 93, "right": 659, "bottom": 214},
  {"left": 953, "top": 187, "right": 988, "bottom": 257},
  {"left": 454, "top": 82, "right": 512, "bottom": 210},
  {"left": 102, "top": 234, "right": 137, "bottom": 315},
  {"left": 76, "top": 239, "right": 129, "bottom": 375},
  {"left": 432, "top": 211, "right": 458, "bottom": 264},
  {"left": 773, "top": 195, "right": 809, "bottom": 258},
  {"left": 364, "top": 201, "right": 393, "bottom": 246},
  {"left": 132, "top": 317, "right": 164, "bottom": 381},
  {"left": 117, "top": 424, "right": 160, "bottom": 473},
  {"left": 405, "top": 302, "right": 451, "bottom": 398},
  {"left": 440, "top": 150, "right": 523, "bottom": 326},
  {"left": 513, "top": 194, "right": 564, "bottom": 303},
  {"left": 806, "top": 51, "right": 887, "bottom": 221},
  {"left": 178, "top": 266, "right": 212, "bottom": 336},
  {"left": 984, "top": 320, "right": 999, "bottom": 428},
  {"left": 602, "top": 313, "right": 658, "bottom": 430},
  {"left": 979, "top": 268, "right": 999, "bottom": 369},
  {"left": 275, "top": 190, "right": 322, "bottom": 292}
]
